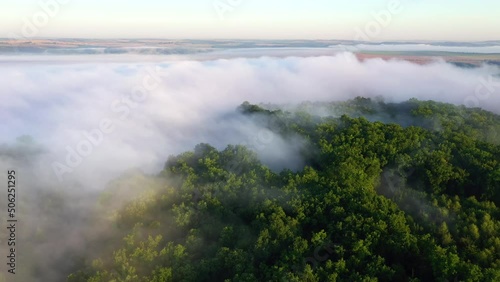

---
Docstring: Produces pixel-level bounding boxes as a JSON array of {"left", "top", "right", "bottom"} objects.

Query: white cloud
[
  {"left": 0, "top": 52, "right": 499, "bottom": 188},
  {"left": 1, "top": 51, "right": 499, "bottom": 281}
]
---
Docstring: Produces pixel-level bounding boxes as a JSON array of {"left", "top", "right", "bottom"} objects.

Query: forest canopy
[{"left": 68, "top": 98, "right": 500, "bottom": 282}]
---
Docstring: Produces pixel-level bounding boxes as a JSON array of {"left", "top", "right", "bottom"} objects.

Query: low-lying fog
[
  {"left": 1, "top": 49, "right": 499, "bottom": 282},
  {"left": 1, "top": 51, "right": 499, "bottom": 188}
]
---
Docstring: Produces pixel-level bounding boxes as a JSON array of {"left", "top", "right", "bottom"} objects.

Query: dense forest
[{"left": 67, "top": 98, "right": 500, "bottom": 281}]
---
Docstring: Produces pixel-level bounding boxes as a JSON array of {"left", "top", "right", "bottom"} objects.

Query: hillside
[{"left": 68, "top": 98, "right": 500, "bottom": 282}]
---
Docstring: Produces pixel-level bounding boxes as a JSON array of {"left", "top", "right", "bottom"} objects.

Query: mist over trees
[{"left": 61, "top": 98, "right": 500, "bottom": 282}]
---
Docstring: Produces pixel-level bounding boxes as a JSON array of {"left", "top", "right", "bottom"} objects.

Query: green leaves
[{"left": 70, "top": 98, "right": 500, "bottom": 282}]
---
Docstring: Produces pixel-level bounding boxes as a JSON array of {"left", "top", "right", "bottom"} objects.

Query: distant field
[
  {"left": 1, "top": 39, "right": 500, "bottom": 66},
  {"left": 356, "top": 51, "right": 500, "bottom": 66}
]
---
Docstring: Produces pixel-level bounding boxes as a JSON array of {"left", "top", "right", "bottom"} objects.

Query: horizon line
[{"left": 2, "top": 37, "right": 500, "bottom": 43}]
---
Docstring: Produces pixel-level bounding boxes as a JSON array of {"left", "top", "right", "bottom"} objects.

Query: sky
[{"left": 1, "top": 0, "right": 499, "bottom": 41}]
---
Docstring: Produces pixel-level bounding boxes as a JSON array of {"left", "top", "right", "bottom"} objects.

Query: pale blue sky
[{"left": 1, "top": 0, "right": 499, "bottom": 40}]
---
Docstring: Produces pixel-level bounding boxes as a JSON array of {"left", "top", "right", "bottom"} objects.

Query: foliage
[{"left": 70, "top": 98, "right": 500, "bottom": 282}]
